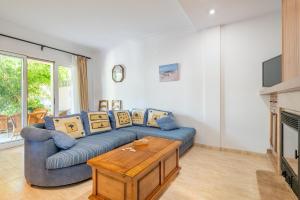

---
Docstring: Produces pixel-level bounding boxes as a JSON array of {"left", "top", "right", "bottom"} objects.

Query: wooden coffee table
[{"left": 87, "top": 136, "right": 181, "bottom": 200}]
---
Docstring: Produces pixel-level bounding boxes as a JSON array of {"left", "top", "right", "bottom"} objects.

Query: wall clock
[{"left": 112, "top": 65, "right": 125, "bottom": 82}]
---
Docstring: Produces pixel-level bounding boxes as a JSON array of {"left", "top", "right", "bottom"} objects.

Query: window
[
  {"left": 0, "top": 52, "right": 25, "bottom": 143},
  {"left": 0, "top": 50, "right": 79, "bottom": 146},
  {"left": 58, "top": 66, "right": 75, "bottom": 116}
]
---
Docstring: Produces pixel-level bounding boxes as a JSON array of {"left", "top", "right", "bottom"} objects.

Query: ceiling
[
  {"left": 178, "top": 0, "right": 281, "bottom": 30},
  {"left": 0, "top": 0, "right": 280, "bottom": 50}
]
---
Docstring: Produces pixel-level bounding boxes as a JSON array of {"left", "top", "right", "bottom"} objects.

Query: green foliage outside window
[
  {"left": 27, "top": 60, "right": 52, "bottom": 112},
  {"left": 0, "top": 55, "right": 71, "bottom": 116},
  {"left": 0, "top": 55, "right": 22, "bottom": 115}
]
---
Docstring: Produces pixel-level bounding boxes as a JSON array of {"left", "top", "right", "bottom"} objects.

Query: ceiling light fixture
[{"left": 209, "top": 9, "right": 216, "bottom": 15}]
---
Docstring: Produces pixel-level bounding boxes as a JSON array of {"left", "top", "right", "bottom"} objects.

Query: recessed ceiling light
[{"left": 209, "top": 9, "right": 216, "bottom": 15}]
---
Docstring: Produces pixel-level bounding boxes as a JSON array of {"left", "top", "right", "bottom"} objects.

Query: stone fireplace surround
[{"left": 268, "top": 91, "right": 300, "bottom": 199}]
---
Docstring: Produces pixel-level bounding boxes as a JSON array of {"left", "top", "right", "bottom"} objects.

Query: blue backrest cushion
[
  {"left": 156, "top": 116, "right": 179, "bottom": 131},
  {"left": 50, "top": 130, "right": 77, "bottom": 150},
  {"left": 81, "top": 111, "right": 112, "bottom": 135},
  {"left": 108, "top": 110, "right": 116, "bottom": 129}
]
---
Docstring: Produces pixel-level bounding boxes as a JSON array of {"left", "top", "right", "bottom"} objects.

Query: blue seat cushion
[
  {"left": 46, "top": 130, "right": 137, "bottom": 170},
  {"left": 121, "top": 126, "right": 195, "bottom": 146}
]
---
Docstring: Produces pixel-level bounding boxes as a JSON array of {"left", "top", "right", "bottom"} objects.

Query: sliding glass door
[
  {"left": 0, "top": 52, "right": 56, "bottom": 144},
  {"left": 27, "top": 59, "right": 54, "bottom": 126},
  {"left": 0, "top": 52, "right": 26, "bottom": 143},
  {"left": 0, "top": 51, "right": 78, "bottom": 146}
]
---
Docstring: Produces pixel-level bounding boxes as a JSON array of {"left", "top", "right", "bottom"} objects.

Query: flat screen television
[{"left": 262, "top": 55, "right": 282, "bottom": 87}]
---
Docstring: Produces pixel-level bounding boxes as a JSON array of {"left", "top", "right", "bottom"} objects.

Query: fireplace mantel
[
  {"left": 260, "top": 76, "right": 300, "bottom": 95},
  {"left": 264, "top": 90, "right": 300, "bottom": 177}
]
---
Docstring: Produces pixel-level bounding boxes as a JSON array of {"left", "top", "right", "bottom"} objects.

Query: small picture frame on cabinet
[
  {"left": 99, "top": 100, "right": 109, "bottom": 111},
  {"left": 112, "top": 100, "right": 122, "bottom": 111}
]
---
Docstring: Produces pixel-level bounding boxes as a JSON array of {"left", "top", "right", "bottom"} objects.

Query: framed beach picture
[
  {"left": 99, "top": 100, "right": 109, "bottom": 111},
  {"left": 159, "top": 63, "right": 179, "bottom": 82},
  {"left": 112, "top": 100, "right": 122, "bottom": 110}
]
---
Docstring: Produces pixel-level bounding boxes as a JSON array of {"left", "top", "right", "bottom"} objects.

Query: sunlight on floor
[{"left": 0, "top": 132, "right": 22, "bottom": 144}]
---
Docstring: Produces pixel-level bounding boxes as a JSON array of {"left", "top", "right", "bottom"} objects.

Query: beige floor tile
[{"left": 0, "top": 145, "right": 296, "bottom": 200}]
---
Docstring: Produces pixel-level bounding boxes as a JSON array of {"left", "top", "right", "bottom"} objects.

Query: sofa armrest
[
  {"left": 21, "top": 127, "right": 53, "bottom": 142},
  {"left": 22, "top": 127, "right": 60, "bottom": 185}
]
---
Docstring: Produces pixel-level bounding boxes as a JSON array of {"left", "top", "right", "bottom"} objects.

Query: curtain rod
[{"left": 0, "top": 33, "right": 91, "bottom": 59}]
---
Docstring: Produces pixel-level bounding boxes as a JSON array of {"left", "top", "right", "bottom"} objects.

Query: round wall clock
[{"left": 112, "top": 65, "right": 125, "bottom": 82}]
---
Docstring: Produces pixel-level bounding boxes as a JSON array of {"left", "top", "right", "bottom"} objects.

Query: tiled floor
[{"left": 0, "top": 145, "right": 296, "bottom": 200}]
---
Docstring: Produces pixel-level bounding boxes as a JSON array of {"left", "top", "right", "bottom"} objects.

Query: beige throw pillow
[
  {"left": 113, "top": 110, "right": 133, "bottom": 128},
  {"left": 147, "top": 109, "right": 169, "bottom": 127},
  {"left": 53, "top": 116, "right": 85, "bottom": 139}
]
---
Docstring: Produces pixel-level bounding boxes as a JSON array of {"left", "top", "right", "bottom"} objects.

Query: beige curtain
[{"left": 77, "top": 56, "right": 89, "bottom": 111}]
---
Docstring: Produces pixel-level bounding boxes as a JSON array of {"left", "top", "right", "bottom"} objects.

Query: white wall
[
  {"left": 0, "top": 18, "right": 98, "bottom": 111},
  {"left": 95, "top": 41, "right": 148, "bottom": 109},
  {"left": 94, "top": 12, "right": 281, "bottom": 153},
  {"left": 201, "top": 27, "right": 221, "bottom": 147},
  {"left": 221, "top": 13, "right": 281, "bottom": 153},
  {"left": 96, "top": 28, "right": 221, "bottom": 145}
]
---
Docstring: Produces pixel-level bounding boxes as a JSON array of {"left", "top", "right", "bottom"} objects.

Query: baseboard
[{"left": 194, "top": 143, "right": 267, "bottom": 158}]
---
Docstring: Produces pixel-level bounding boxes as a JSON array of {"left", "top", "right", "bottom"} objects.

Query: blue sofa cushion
[
  {"left": 46, "top": 130, "right": 137, "bottom": 169},
  {"left": 156, "top": 116, "right": 179, "bottom": 131},
  {"left": 50, "top": 130, "right": 77, "bottom": 150},
  {"left": 121, "top": 126, "right": 195, "bottom": 146},
  {"left": 108, "top": 110, "right": 116, "bottom": 129}
]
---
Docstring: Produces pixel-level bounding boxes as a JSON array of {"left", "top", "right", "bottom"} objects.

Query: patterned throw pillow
[
  {"left": 113, "top": 110, "right": 133, "bottom": 128},
  {"left": 81, "top": 111, "right": 112, "bottom": 135},
  {"left": 146, "top": 109, "right": 170, "bottom": 127},
  {"left": 131, "top": 109, "right": 146, "bottom": 126},
  {"left": 49, "top": 116, "right": 85, "bottom": 139}
]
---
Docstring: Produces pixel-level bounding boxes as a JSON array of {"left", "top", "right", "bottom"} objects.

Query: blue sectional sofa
[{"left": 21, "top": 123, "right": 195, "bottom": 187}]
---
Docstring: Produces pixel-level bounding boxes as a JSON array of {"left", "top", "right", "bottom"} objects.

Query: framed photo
[
  {"left": 99, "top": 100, "right": 109, "bottom": 111},
  {"left": 159, "top": 63, "right": 179, "bottom": 82},
  {"left": 112, "top": 100, "right": 122, "bottom": 111}
]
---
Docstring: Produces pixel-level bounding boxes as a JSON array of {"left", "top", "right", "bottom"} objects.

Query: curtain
[
  {"left": 77, "top": 56, "right": 89, "bottom": 111},
  {"left": 71, "top": 56, "right": 80, "bottom": 113}
]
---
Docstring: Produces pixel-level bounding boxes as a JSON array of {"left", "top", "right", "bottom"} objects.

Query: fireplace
[{"left": 281, "top": 111, "right": 300, "bottom": 198}]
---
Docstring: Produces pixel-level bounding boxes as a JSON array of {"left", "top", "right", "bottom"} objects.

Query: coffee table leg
[{"left": 92, "top": 168, "right": 97, "bottom": 196}]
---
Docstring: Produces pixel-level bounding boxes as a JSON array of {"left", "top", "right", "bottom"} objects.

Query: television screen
[{"left": 263, "top": 55, "right": 282, "bottom": 87}]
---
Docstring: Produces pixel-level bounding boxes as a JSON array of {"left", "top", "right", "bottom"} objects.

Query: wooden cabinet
[
  {"left": 282, "top": 0, "right": 300, "bottom": 81},
  {"left": 88, "top": 137, "right": 181, "bottom": 200}
]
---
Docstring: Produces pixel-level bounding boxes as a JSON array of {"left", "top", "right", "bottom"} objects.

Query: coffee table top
[{"left": 87, "top": 136, "right": 181, "bottom": 177}]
